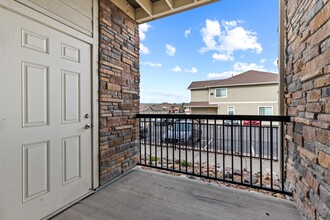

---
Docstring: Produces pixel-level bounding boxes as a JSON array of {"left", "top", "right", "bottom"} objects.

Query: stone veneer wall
[
  {"left": 99, "top": 0, "right": 140, "bottom": 185},
  {"left": 284, "top": 0, "right": 330, "bottom": 219}
]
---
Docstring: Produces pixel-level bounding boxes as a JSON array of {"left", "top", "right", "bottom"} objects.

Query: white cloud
[
  {"left": 233, "top": 62, "right": 266, "bottom": 72},
  {"left": 184, "top": 28, "right": 191, "bottom": 38},
  {"left": 185, "top": 67, "right": 198, "bottom": 74},
  {"left": 141, "top": 61, "right": 162, "bottom": 67},
  {"left": 200, "top": 19, "right": 221, "bottom": 52},
  {"left": 139, "top": 23, "right": 151, "bottom": 41},
  {"left": 200, "top": 19, "right": 263, "bottom": 61},
  {"left": 207, "top": 62, "right": 266, "bottom": 79},
  {"left": 172, "top": 66, "right": 182, "bottom": 72},
  {"left": 140, "top": 43, "right": 150, "bottom": 54},
  {"left": 212, "top": 53, "right": 234, "bottom": 61},
  {"left": 273, "top": 58, "right": 278, "bottom": 66},
  {"left": 165, "top": 44, "right": 176, "bottom": 56},
  {"left": 260, "top": 59, "right": 266, "bottom": 63}
]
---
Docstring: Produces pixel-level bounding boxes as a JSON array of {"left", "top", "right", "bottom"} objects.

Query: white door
[{"left": 0, "top": 8, "right": 92, "bottom": 220}]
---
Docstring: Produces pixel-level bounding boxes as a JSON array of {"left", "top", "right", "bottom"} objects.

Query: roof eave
[
  {"left": 189, "top": 81, "right": 279, "bottom": 90},
  {"left": 111, "top": 0, "right": 220, "bottom": 24}
]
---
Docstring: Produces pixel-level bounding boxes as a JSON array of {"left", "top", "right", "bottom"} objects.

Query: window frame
[
  {"left": 215, "top": 88, "right": 227, "bottom": 98},
  {"left": 258, "top": 106, "right": 273, "bottom": 115},
  {"left": 227, "top": 106, "right": 235, "bottom": 115}
]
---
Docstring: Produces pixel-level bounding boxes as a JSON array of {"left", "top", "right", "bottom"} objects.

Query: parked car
[
  {"left": 139, "top": 126, "right": 148, "bottom": 138},
  {"left": 162, "top": 120, "right": 201, "bottom": 145},
  {"left": 154, "top": 118, "right": 180, "bottom": 126},
  {"left": 224, "top": 120, "right": 240, "bottom": 126},
  {"left": 154, "top": 118, "right": 171, "bottom": 126},
  {"left": 243, "top": 120, "right": 260, "bottom": 126}
]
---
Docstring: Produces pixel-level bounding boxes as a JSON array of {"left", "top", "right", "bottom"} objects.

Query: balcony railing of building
[{"left": 136, "top": 114, "right": 292, "bottom": 195}]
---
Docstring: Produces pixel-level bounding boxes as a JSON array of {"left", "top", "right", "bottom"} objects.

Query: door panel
[{"left": 0, "top": 7, "right": 92, "bottom": 220}]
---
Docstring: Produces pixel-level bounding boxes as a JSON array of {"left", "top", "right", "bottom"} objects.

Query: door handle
[{"left": 84, "top": 124, "right": 91, "bottom": 129}]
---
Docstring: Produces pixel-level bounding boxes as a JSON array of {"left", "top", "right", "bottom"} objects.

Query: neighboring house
[
  {"left": 140, "top": 103, "right": 183, "bottom": 114},
  {"left": 186, "top": 70, "right": 279, "bottom": 116}
]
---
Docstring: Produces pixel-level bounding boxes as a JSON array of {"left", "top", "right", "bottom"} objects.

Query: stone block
[
  {"left": 305, "top": 170, "right": 320, "bottom": 194},
  {"left": 319, "top": 151, "right": 330, "bottom": 169}
]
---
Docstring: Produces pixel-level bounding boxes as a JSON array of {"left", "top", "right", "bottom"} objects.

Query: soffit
[{"left": 111, "top": 0, "right": 220, "bottom": 23}]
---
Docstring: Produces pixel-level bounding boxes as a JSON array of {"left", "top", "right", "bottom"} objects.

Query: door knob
[{"left": 84, "top": 124, "right": 91, "bottom": 129}]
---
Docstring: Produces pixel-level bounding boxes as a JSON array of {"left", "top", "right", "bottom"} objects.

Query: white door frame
[{"left": 0, "top": 0, "right": 100, "bottom": 189}]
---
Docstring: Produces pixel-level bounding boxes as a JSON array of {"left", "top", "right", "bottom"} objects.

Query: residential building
[
  {"left": 186, "top": 70, "right": 279, "bottom": 116},
  {"left": 140, "top": 103, "right": 183, "bottom": 114}
]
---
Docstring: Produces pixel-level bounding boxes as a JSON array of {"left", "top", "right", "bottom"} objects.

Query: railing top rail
[{"left": 136, "top": 114, "right": 291, "bottom": 122}]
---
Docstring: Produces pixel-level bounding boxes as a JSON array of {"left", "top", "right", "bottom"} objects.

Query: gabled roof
[{"left": 188, "top": 70, "right": 278, "bottom": 90}]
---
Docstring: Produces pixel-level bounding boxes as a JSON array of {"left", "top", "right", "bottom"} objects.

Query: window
[
  {"left": 215, "top": 88, "right": 227, "bottom": 98},
  {"left": 259, "top": 106, "right": 273, "bottom": 115},
  {"left": 227, "top": 106, "right": 235, "bottom": 115}
]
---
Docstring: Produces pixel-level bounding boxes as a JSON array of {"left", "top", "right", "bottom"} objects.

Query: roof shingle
[{"left": 188, "top": 70, "right": 278, "bottom": 89}]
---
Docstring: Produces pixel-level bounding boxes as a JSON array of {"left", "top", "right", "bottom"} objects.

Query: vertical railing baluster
[
  {"left": 160, "top": 118, "right": 163, "bottom": 168},
  {"left": 185, "top": 118, "right": 188, "bottom": 173},
  {"left": 192, "top": 119, "right": 195, "bottom": 175},
  {"left": 215, "top": 119, "right": 217, "bottom": 179},
  {"left": 139, "top": 118, "right": 142, "bottom": 164},
  {"left": 249, "top": 121, "right": 252, "bottom": 185},
  {"left": 166, "top": 118, "right": 169, "bottom": 170},
  {"left": 207, "top": 119, "right": 209, "bottom": 177},
  {"left": 223, "top": 119, "right": 225, "bottom": 180},
  {"left": 199, "top": 119, "right": 202, "bottom": 175},
  {"left": 270, "top": 121, "right": 274, "bottom": 190},
  {"left": 240, "top": 120, "right": 243, "bottom": 183},
  {"left": 155, "top": 118, "right": 159, "bottom": 167},
  {"left": 275, "top": 127, "right": 278, "bottom": 160},
  {"left": 267, "top": 127, "right": 270, "bottom": 159},
  {"left": 281, "top": 122, "right": 284, "bottom": 193},
  {"left": 179, "top": 119, "right": 181, "bottom": 172},
  {"left": 259, "top": 121, "right": 262, "bottom": 188},
  {"left": 231, "top": 120, "right": 234, "bottom": 181}
]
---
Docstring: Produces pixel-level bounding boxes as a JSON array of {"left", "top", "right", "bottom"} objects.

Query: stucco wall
[
  {"left": 284, "top": 0, "right": 330, "bottom": 219},
  {"left": 99, "top": 0, "right": 140, "bottom": 185}
]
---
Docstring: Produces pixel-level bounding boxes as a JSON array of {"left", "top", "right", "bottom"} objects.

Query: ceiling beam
[
  {"left": 136, "top": 0, "right": 219, "bottom": 23},
  {"left": 165, "top": 0, "right": 173, "bottom": 9},
  {"left": 111, "top": 0, "right": 135, "bottom": 20},
  {"left": 135, "top": 0, "right": 153, "bottom": 16}
]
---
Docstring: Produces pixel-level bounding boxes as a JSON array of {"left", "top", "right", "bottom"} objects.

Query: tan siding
[
  {"left": 191, "top": 89, "right": 209, "bottom": 102},
  {"left": 209, "top": 84, "right": 278, "bottom": 103},
  {"left": 218, "top": 103, "right": 278, "bottom": 115},
  {"left": 17, "top": 0, "right": 93, "bottom": 34},
  {"left": 191, "top": 107, "right": 217, "bottom": 115}
]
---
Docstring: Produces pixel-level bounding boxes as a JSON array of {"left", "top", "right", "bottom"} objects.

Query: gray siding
[{"left": 17, "top": 0, "right": 93, "bottom": 34}]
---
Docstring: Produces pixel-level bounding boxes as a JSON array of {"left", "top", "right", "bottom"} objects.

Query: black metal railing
[{"left": 136, "top": 114, "right": 291, "bottom": 195}]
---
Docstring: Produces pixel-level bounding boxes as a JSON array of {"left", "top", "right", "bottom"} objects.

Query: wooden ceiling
[{"left": 111, "top": 0, "right": 220, "bottom": 23}]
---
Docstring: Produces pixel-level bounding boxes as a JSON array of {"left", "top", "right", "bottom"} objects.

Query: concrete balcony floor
[{"left": 52, "top": 168, "right": 301, "bottom": 220}]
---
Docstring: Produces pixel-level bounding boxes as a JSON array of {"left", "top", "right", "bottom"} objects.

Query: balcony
[{"left": 51, "top": 114, "right": 301, "bottom": 219}]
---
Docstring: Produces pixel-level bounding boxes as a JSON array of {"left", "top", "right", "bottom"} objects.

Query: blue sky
[{"left": 139, "top": 0, "right": 279, "bottom": 103}]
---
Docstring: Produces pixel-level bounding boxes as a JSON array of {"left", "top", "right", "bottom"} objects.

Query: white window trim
[
  {"left": 227, "top": 106, "right": 235, "bottom": 115},
  {"left": 215, "top": 88, "right": 227, "bottom": 98},
  {"left": 258, "top": 106, "right": 273, "bottom": 115}
]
